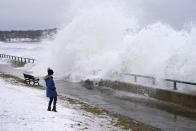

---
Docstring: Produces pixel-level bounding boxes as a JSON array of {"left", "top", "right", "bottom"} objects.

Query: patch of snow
[{"left": 0, "top": 78, "right": 124, "bottom": 131}]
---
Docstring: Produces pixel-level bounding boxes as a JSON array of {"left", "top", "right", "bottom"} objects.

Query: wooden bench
[{"left": 23, "top": 73, "right": 39, "bottom": 85}]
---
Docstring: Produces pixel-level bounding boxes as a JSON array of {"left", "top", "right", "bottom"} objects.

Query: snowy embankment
[{"left": 0, "top": 78, "right": 123, "bottom": 131}]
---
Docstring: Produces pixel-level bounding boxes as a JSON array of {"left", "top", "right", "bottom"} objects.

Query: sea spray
[{"left": 31, "top": 1, "right": 196, "bottom": 83}]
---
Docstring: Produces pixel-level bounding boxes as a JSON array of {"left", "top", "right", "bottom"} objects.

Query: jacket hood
[{"left": 44, "top": 75, "right": 53, "bottom": 80}]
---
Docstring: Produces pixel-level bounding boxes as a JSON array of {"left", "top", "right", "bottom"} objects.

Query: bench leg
[
  {"left": 33, "top": 82, "right": 38, "bottom": 85},
  {"left": 34, "top": 80, "right": 39, "bottom": 85}
]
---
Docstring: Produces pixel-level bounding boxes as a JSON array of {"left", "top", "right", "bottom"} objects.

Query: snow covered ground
[{"left": 0, "top": 78, "right": 124, "bottom": 131}]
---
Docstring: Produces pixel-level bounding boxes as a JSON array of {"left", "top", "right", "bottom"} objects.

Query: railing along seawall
[
  {"left": 0, "top": 54, "right": 35, "bottom": 63},
  {"left": 121, "top": 73, "right": 196, "bottom": 90}
]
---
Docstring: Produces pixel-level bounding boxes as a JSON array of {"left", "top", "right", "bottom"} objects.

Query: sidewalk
[{"left": 0, "top": 78, "right": 123, "bottom": 131}]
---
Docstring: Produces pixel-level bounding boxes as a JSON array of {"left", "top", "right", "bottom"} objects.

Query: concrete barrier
[{"left": 98, "top": 80, "right": 196, "bottom": 109}]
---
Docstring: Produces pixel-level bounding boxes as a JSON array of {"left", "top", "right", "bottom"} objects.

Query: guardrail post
[
  {"left": 134, "top": 76, "right": 137, "bottom": 82},
  {"left": 174, "top": 81, "right": 177, "bottom": 90}
]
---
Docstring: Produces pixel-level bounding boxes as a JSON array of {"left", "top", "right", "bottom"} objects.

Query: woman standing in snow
[{"left": 44, "top": 68, "right": 58, "bottom": 112}]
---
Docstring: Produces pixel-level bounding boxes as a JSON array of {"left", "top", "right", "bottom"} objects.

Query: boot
[
  {"left": 52, "top": 106, "right": 57, "bottom": 112},
  {"left": 47, "top": 106, "right": 51, "bottom": 111}
]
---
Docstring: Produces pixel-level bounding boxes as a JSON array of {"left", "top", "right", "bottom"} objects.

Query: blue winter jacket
[{"left": 44, "top": 75, "right": 57, "bottom": 98}]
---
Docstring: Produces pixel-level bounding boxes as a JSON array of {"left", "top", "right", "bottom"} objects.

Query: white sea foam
[
  {"left": 1, "top": 1, "right": 196, "bottom": 83},
  {"left": 31, "top": 1, "right": 196, "bottom": 82}
]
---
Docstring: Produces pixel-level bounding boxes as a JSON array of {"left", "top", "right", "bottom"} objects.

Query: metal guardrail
[
  {"left": 121, "top": 73, "right": 156, "bottom": 85},
  {"left": 1, "top": 54, "right": 195, "bottom": 90},
  {"left": 121, "top": 73, "right": 196, "bottom": 90},
  {"left": 164, "top": 79, "right": 196, "bottom": 90},
  {"left": 0, "top": 54, "right": 35, "bottom": 63}
]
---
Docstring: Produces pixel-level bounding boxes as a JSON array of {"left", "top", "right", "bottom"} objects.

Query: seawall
[{"left": 98, "top": 80, "right": 196, "bottom": 109}]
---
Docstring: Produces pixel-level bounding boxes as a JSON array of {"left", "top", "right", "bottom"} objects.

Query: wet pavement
[
  {"left": 55, "top": 80, "right": 196, "bottom": 131},
  {"left": 1, "top": 64, "right": 196, "bottom": 131}
]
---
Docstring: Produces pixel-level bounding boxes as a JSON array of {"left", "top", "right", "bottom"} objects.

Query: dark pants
[{"left": 48, "top": 97, "right": 57, "bottom": 107}]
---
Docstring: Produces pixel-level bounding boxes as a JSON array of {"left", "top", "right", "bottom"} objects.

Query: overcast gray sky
[
  {"left": 0, "top": 0, "right": 68, "bottom": 30},
  {"left": 0, "top": 0, "right": 196, "bottom": 30}
]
